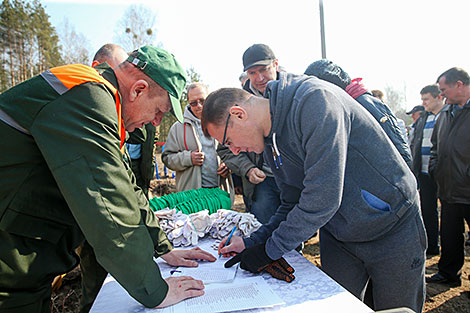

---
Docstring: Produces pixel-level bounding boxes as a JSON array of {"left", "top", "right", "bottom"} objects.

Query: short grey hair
[{"left": 187, "top": 82, "right": 208, "bottom": 94}]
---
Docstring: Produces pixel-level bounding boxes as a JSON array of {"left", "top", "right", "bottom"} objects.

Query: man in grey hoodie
[{"left": 202, "top": 73, "right": 426, "bottom": 313}]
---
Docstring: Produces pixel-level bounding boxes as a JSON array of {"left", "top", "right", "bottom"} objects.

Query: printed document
[
  {"left": 166, "top": 276, "right": 285, "bottom": 313},
  {"left": 172, "top": 257, "right": 237, "bottom": 284}
]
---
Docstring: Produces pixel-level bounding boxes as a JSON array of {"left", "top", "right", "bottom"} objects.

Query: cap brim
[
  {"left": 243, "top": 59, "right": 274, "bottom": 72},
  {"left": 169, "top": 95, "right": 184, "bottom": 123}
]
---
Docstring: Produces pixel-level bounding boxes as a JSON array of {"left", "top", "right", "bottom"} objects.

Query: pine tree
[{"left": 0, "top": 0, "right": 62, "bottom": 92}]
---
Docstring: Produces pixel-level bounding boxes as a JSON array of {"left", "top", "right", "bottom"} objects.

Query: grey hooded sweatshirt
[{"left": 244, "top": 73, "right": 420, "bottom": 260}]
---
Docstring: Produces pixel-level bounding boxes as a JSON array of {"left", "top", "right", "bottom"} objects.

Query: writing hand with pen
[{"left": 218, "top": 237, "right": 295, "bottom": 283}]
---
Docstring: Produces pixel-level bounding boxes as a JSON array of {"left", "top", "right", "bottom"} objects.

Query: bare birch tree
[
  {"left": 57, "top": 19, "right": 90, "bottom": 65},
  {"left": 114, "top": 4, "right": 157, "bottom": 52}
]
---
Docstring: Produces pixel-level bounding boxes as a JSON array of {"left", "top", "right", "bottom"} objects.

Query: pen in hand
[{"left": 219, "top": 226, "right": 237, "bottom": 258}]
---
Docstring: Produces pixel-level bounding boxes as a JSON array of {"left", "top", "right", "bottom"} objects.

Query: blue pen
[{"left": 219, "top": 226, "right": 237, "bottom": 258}]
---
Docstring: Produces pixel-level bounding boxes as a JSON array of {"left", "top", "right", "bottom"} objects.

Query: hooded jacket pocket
[{"left": 361, "top": 190, "right": 391, "bottom": 212}]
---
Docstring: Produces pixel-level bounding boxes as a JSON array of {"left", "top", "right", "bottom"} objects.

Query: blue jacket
[
  {"left": 244, "top": 73, "right": 419, "bottom": 260},
  {"left": 355, "top": 92, "right": 412, "bottom": 168}
]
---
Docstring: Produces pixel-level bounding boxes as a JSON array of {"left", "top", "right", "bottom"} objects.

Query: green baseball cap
[{"left": 127, "top": 45, "right": 187, "bottom": 122}]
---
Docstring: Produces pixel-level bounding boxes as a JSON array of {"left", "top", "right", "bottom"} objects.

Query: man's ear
[
  {"left": 273, "top": 59, "right": 279, "bottom": 70},
  {"left": 229, "top": 105, "right": 248, "bottom": 121},
  {"left": 129, "top": 79, "right": 149, "bottom": 102},
  {"left": 91, "top": 60, "right": 100, "bottom": 68}
]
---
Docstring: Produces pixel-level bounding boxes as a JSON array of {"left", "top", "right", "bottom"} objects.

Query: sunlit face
[
  {"left": 438, "top": 77, "right": 459, "bottom": 105},
  {"left": 187, "top": 86, "right": 208, "bottom": 120},
  {"left": 421, "top": 93, "right": 442, "bottom": 113},
  {"left": 205, "top": 107, "right": 266, "bottom": 155},
  {"left": 246, "top": 61, "right": 278, "bottom": 94},
  {"left": 123, "top": 89, "right": 171, "bottom": 132}
]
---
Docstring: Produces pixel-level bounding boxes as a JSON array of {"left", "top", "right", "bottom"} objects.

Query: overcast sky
[{"left": 43, "top": 0, "right": 470, "bottom": 111}]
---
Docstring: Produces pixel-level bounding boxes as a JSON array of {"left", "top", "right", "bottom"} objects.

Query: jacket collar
[{"left": 94, "top": 63, "right": 119, "bottom": 91}]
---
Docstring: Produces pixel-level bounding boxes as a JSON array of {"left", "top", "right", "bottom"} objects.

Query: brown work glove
[
  {"left": 225, "top": 244, "right": 295, "bottom": 282},
  {"left": 260, "top": 257, "right": 295, "bottom": 283}
]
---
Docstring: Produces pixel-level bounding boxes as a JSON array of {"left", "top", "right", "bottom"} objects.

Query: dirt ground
[
  {"left": 51, "top": 160, "right": 470, "bottom": 312},
  {"left": 302, "top": 235, "right": 470, "bottom": 313}
]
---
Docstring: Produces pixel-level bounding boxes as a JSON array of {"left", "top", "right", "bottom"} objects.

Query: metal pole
[{"left": 319, "top": 0, "right": 326, "bottom": 59}]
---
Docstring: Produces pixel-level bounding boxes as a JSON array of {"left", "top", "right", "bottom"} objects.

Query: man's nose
[
  {"left": 255, "top": 72, "right": 264, "bottom": 82},
  {"left": 152, "top": 112, "right": 165, "bottom": 127}
]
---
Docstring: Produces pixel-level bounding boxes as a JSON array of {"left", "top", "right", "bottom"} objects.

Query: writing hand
[{"left": 218, "top": 235, "right": 244, "bottom": 258}]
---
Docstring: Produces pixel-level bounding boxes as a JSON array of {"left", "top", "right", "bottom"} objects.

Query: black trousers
[
  {"left": 418, "top": 172, "right": 439, "bottom": 253},
  {"left": 438, "top": 200, "right": 470, "bottom": 280}
]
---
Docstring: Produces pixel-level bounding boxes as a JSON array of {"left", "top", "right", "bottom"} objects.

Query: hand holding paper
[
  {"left": 161, "top": 247, "right": 216, "bottom": 267},
  {"left": 155, "top": 276, "right": 204, "bottom": 308}
]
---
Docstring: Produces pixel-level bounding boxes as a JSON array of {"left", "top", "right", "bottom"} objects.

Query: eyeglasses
[
  {"left": 189, "top": 99, "right": 204, "bottom": 107},
  {"left": 221, "top": 112, "right": 231, "bottom": 146}
]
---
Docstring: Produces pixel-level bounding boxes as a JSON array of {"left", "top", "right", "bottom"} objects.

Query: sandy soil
[{"left": 303, "top": 235, "right": 470, "bottom": 312}]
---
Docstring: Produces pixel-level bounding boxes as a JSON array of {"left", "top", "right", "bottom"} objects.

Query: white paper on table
[
  {"left": 172, "top": 257, "right": 238, "bottom": 284},
  {"left": 169, "top": 276, "right": 285, "bottom": 313}
]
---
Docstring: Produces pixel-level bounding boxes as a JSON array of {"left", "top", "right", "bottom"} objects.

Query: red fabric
[{"left": 345, "top": 78, "right": 368, "bottom": 99}]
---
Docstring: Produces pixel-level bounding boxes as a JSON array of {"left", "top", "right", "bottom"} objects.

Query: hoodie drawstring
[{"left": 272, "top": 133, "right": 283, "bottom": 169}]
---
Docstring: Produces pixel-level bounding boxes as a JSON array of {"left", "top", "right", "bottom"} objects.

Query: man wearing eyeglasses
[
  {"left": 204, "top": 73, "right": 426, "bottom": 312},
  {"left": 162, "top": 82, "right": 231, "bottom": 192},
  {"left": 217, "top": 44, "right": 282, "bottom": 224}
]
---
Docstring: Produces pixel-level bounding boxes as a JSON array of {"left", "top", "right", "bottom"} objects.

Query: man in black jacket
[
  {"left": 426, "top": 67, "right": 470, "bottom": 286},
  {"left": 218, "top": 44, "right": 283, "bottom": 224}
]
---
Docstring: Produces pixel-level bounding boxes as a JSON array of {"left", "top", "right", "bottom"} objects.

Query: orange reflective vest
[{"left": 40, "top": 64, "right": 126, "bottom": 149}]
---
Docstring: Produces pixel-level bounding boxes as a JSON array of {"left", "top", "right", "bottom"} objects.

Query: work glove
[
  {"left": 224, "top": 243, "right": 273, "bottom": 273},
  {"left": 225, "top": 244, "right": 296, "bottom": 282},
  {"left": 261, "top": 258, "right": 295, "bottom": 283}
]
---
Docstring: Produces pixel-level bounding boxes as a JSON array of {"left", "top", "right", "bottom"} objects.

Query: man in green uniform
[{"left": 0, "top": 45, "right": 216, "bottom": 313}]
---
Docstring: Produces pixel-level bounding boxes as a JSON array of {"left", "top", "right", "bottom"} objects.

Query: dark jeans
[
  {"left": 418, "top": 172, "right": 439, "bottom": 254},
  {"left": 438, "top": 201, "right": 470, "bottom": 280},
  {"left": 250, "top": 176, "right": 281, "bottom": 224}
]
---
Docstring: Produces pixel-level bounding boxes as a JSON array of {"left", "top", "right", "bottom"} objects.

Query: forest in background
[{"left": 0, "top": 0, "right": 409, "bottom": 141}]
